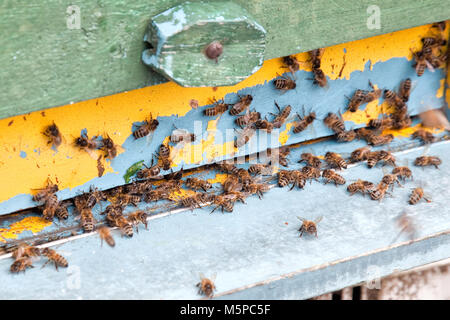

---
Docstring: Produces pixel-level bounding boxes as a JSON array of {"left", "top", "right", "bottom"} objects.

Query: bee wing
[
  {"left": 145, "top": 130, "right": 155, "bottom": 146},
  {"left": 199, "top": 272, "right": 206, "bottom": 280},
  {"left": 210, "top": 272, "right": 217, "bottom": 282},
  {"left": 297, "top": 216, "right": 306, "bottom": 222},
  {"left": 314, "top": 216, "right": 323, "bottom": 224},
  {"left": 84, "top": 148, "right": 99, "bottom": 160},
  {"left": 424, "top": 59, "right": 435, "bottom": 72}
]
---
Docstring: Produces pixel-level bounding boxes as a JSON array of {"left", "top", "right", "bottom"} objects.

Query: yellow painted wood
[{"left": 0, "top": 23, "right": 443, "bottom": 207}]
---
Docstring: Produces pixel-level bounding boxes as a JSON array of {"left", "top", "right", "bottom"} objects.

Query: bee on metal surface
[
  {"left": 381, "top": 174, "right": 402, "bottom": 190},
  {"left": 158, "top": 144, "right": 172, "bottom": 171},
  {"left": 243, "top": 182, "right": 270, "bottom": 199},
  {"left": 392, "top": 166, "right": 413, "bottom": 181},
  {"left": 411, "top": 129, "right": 435, "bottom": 144},
  {"left": 248, "top": 163, "right": 273, "bottom": 176},
  {"left": 101, "top": 134, "right": 118, "bottom": 159},
  {"left": 235, "top": 109, "right": 260, "bottom": 128},
  {"left": 254, "top": 118, "right": 274, "bottom": 133},
  {"left": 409, "top": 187, "right": 432, "bottom": 205},
  {"left": 215, "top": 162, "right": 239, "bottom": 175},
  {"left": 136, "top": 160, "right": 161, "bottom": 180},
  {"left": 132, "top": 113, "right": 159, "bottom": 139},
  {"left": 74, "top": 134, "right": 102, "bottom": 150},
  {"left": 324, "top": 112, "right": 345, "bottom": 133},
  {"left": 350, "top": 146, "right": 371, "bottom": 163},
  {"left": 414, "top": 156, "right": 441, "bottom": 169},
  {"left": 271, "top": 102, "right": 292, "bottom": 128},
  {"left": 229, "top": 95, "right": 253, "bottom": 116},
  {"left": 398, "top": 78, "right": 412, "bottom": 102},
  {"left": 223, "top": 175, "right": 243, "bottom": 193},
  {"left": 282, "top": 55, "right": 300, "bottom": 74},
  {"left": 324, "top": 152, "right": 347, "bottom": 170},
  {"left": 369, "top": 182, "right": 390, "bottom": 201},
  {"left": 278, "top": 170, "right": 293, "bottom": 188},
  {"left": 301, "top": 166, "right": 321, "bottom": 181},
  {"left": 322, "top": 169, "right": 346, "bottom": 186},
  {"left": 41, "top": 248, "right": 68, "bottom": 270},
  {"left": 367, "top": 133, "right": 394, "bottom": 146},
  {"left": 12, "top": 245, "right": 41, "bottom": 260},
  {"left": 292, "top": 110, "right": 316, "bottom": 134},
  {"left": 97, "top": 226, "right": 115, "bottom": 247},
  {"left": 197, "top": 273, "right": 216, "bottom": 298},
  {"left": 347, "top": 89, "right": 367, "bottom": 112},
  {"left": 10, "top": 257, "right": 34, "bottom": 273},
  {"left": 210, "top": 195, "right": 234, "bottom": 213},
  {"left": 336, "top": 130, "right": 357, "bottom": 142},
  {"left": 273, "top": 74, "right": 296, "bottom": 91},
  {"left": 43, "top": 122, "right": 62, "bottom": 148},
  {"left": 366, "top": 150, "right": 396, "bottom": 168},
  {"left": 127, "top": 210, "right": 148, "bottom": 232},
  {"left": 234, "top": 125, "right": 256, "bottom": 148},
  {"left": 170, "top": 128, "right": 196, "bottom": 144},
  {"left": 368, "top": 117, "right": 394, "bottom": 130},
  {"left": 108, "top": 214, "right": 133, "bottom": 237},
  {"left": 32, "top": 179, "right": 59, "bottom": 203},
  {"left": 204, "top": 98, "right": 229, "bottom": 116},
  {"left": 80, "top": 208, "right": 95, "bottom": 233},
  {"left": 299, "top": 153, "right": 322, "bottom": 168},
  {"left": 42, "top": 193, "right": 59, "bottom": 221},
  {"left": 288, "top": 170, "right": 306, "bottom": 190},
  {"left": 347, "top": 180, "right": 375, "bottom": 196},
  {"left": 185, "top": 178, "right": 212, "bottom": 192},
  {"left": 297, "top": 216, "right": 323, "bottom": 238}
]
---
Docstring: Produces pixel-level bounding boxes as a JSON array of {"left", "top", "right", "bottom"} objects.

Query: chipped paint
[
  {"left": 0, "top": 217, "right": 52, "bottom": 242},
  {"left": 437, "top": 79, "right": 446, "bottom": 98},
  {"left": 382, "top": 123, "right": 443, "bottom": 138}
]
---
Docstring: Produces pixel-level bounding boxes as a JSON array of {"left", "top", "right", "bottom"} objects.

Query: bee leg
[{"left": 41, "top": 259, "right": 51, "bottom": 269}]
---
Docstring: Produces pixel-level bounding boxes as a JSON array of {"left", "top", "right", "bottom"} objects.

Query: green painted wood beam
[{"left": 1, "top": 0, "right": 450, "bottom": 119}]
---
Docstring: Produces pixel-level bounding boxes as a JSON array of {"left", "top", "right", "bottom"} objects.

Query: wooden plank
[{"left": 1, "top": 1, "right": 450, "bottom": 118}]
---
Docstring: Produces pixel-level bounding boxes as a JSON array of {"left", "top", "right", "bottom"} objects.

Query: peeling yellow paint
[
  {"left": 437, "top": 79, "right": 446, "bottom": 98},
  {"left": 278, "top": 122, "right": 294, "bottom": 145},
  {"left": 0, "top": 23, "right": 442, "bottom": 205},
  {"left": 382, "top": 123, "right": 443, "bottom": 138},
  {"left": 0, "top": 217, "right": 52, "bottom": 243},
  {"left": 207, "top": 173, "right": 228, "bottom": 185}
]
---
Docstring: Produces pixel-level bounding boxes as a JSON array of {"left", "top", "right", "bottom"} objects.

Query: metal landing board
[{"left": 0, "top": 140, "right": 449, "bottom": 299}]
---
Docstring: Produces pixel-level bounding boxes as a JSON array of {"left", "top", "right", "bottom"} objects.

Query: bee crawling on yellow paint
[
  {"left": 132, "top": 113, "right": 159, "bottom": 139},
  {"left": 43, "top": 121, "right": 63, "bottom": 148}
]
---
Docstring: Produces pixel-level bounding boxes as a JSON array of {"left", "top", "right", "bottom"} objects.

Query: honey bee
[
  {"left": 43, "top": 122, "right": 62, "bottom": 147},
  {"left": 381, "top": 174, "right": 402, "bottom": 190},
  {"left": 80, "top": 208, "right": 95, "bottom": 232},
  {"left": 116, "top": 193, "right": 141, "bottom": 207},
  {"left": 74, "top": 134, "right": 102, "bottom": 150},
  {"left": 196, "top": 273, "right": 216, "bottom": 298},
  {"left": 273, "top": 74, "right": 296, "bottom": 91},
  {"left": 181, "top": 192, "right": 212, "bottom": 211},
  {"left": 132, "top": 113, "right": 159, "bottom": 139},
  {"left": 312, "top": 68, "right": 327, "bottom": 87},
  {"left": 299, "top": 153, "right": 322, "bottom": 168},
  {"left": 204, "top": 98, "right": 229, "bottom": 116},
  {"left": 156, "top": 179, "right": 183, "bottom": 192},
  {"left": 324, "top": 113, "right": 345, "bottom": 133},
  {"left": 367, "top": 133, "right": 394, "bottom": 146},
  {"left": 309, "top": 49, "right": 326, "bottom": 87},
  {"left": 432, "top": 21, "right": 446, "bottom": 31},
  {"left": 237, "top": 168, "right": 253, "bottom": 187},
  {"left": 229, "top": 95, "right": 253, "bottom": 116},
  {"left": 158, "top": 144, "right": 172, "bottom": 170},
  {"left": 297, "top": 216, "right": 323, "bottom": 237},
  {"left": 301, "top": 166, "right": 321, "bottom": 181},
  {"left": 275, "top": 146, "right": 291, "bottom": 167},
  {"left": 412, "top": 50, "right": 434, "bottom": 77},
  {"left": 398, "top": 78, "right": 412, "bottom": 102},
  {"left": 363, "top": 82, "right": 382, "bottom": 103},
  {"left": 427, "top": 52, "right": 448, "bottom": 68},
  {"left": 136, "top": 160, "right": 161, "bottom": 180},
  {"left": 185, "top": 177, "right": 212, "bottom": 192},
  {"left": 55, "top": 202, "right": 70, "bottom": 220},
  {"left": 421, "top": 36, "right": 447, "bottom": 48},
  {"left": 101, "top": 134, "right": 118, "bottom": 159},
  {"left": 324, "top": 152, "right": 347, "bottom": 170},
  {"left": 336, "top": 130, "right": 357, "bottom": 142},
  {"left": 10, "top": 257, "right": 34, "bottom": 273},
  {"left": 384, "top": 89, "right": 405, "bottom": 108},
  {"left": 350, "top": 146, "right": 371, "bottom": 163},
  {"left": 248, "top": 163, "right": 273, "bottom": 175},
  {"left": 223, "top": 175, "right": 243, "bottom": 193},
  {"left": 234, "top": 125, "right": 256, "bottom": 148},
  {"left": 85, "top": 187, "right": 107, "bottom": 209},
  {"left": 97, "top": 226, "right": 115, "bottom": 247},
  {"left": 32, "top": 179, "right": 59, "bottom": 203},
  {"left": 367, "top": 150, "right": 396, "bottom": 168},
  {"left": 282, "top": 55, "right": 300, "bottom": 74},
  {"left": 127, "top": 210, "right": 148, "bottom": 232},
  {"left": 356, "top": 127, "right": 376, "bottom": 141},
  {"left": 42, "top": 193, "right": 59, "bottom": 221},
  {"left": 271, "top": 102, "right": 292, "bottom": 128},
  {"left": 392, "top": 114, "right": 412, "bottom": 130},
  {"left": 97, "top": 155, "right": 105, "bottom": 177},
  {"left": 170, "top": 128, "right": 196, "bottom": 144},
  {"left": 309, "top": 48, "right": 325, "bottom": 68},
  {"left": 369, "top": 182, "right": 390, "bottom": 201},
  {"left": 409, "top": 187, "right": 431, "bottom": 205},
  {"left": 12, "top": 244, "right": 41, "bottom": 260},
  {"left": 393, "top": 212, "right": 417, "bottom": 242},
  {"left": 289, "top": 170, "right": 307, "bottom": 189},
  {"left": 322, "top": 169, "right": 346, "bottom": 186},
  {"left": 411, "top": 129, "right": 435, "bottom": 144},
  {"left": 368, "top": 117, "right": 394, "bottom": 130},
  {"left": 235, "top": 109, "right": 260, "bottom": 128},
  {"left": 392, "top": 166, "right": 413, "bottom": 181},
  {"left": 278, "top": 170, "right": 294, "bottom": 188},
  {"left": 347, "top": 89, "right": 367, "bottom": 112},
  {"left": 107, "top": 214, "right": 133, "bottom": 237},
  {"left": 292, "top": 110, "right": 316, "bottom": 134},
  {"left": 243, "top": 182, "right": 270, "bottom": 199},
  {"left": 215, "top": 162, "right": 239, "bottom": 175},
  {"left": 210, "top": 194, "right": 235, "bottom": 213},
  {"left": 142, "top": 189, "right": 170, "bottom": 203},
  {"left": 347, "top": 180, "right": 375, "bottom": 196},
  {"left": 41, "top": 248, "right": 69, "bottom": 270},
  {"left": 254, "top": 118, "right": 274, "bottom": 133},
  {"left": 414, "top": 156, "right": 441, "bottom": 169}
]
